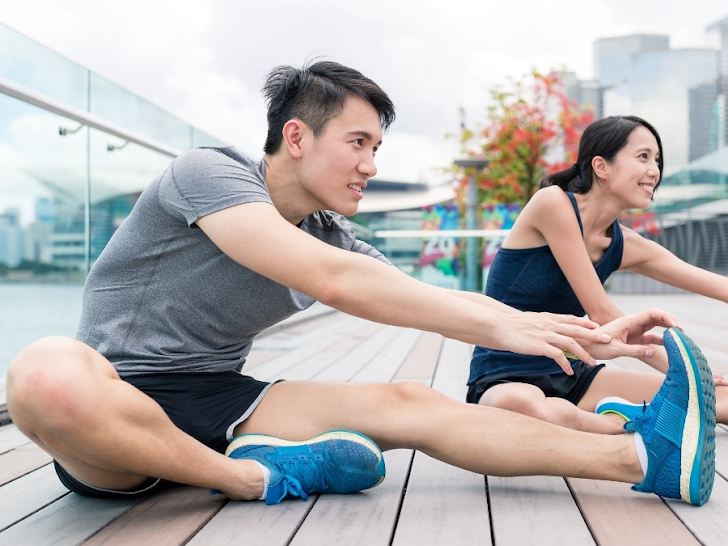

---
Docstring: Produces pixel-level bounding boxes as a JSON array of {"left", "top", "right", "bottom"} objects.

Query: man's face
[{"left": 298, "top": 96, "right": 383, "bottom": 217}]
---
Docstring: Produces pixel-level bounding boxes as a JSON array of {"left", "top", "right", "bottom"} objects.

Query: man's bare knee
[{"left": 7, "top": 336, "right": 115, "bottom": 428}]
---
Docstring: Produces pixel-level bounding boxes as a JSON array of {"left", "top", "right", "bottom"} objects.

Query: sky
[{"left": 1, "top": 0, "right": 728, "bottom": 185}]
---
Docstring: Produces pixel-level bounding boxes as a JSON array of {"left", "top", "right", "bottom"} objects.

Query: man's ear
[
  {"left": 282, "top": 119, "right": 306, "bottom": 159},
  {"left": 591, "top": 156, "right": 609, "bottom": 179}
]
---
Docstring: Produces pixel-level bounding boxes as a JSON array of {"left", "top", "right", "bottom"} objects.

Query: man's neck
[{"left": 263, "top": 154, "right": 310, "bottom": 225}]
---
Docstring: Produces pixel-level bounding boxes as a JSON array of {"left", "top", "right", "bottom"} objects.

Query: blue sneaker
[
  {"left": 225, "top": 429, "right": 385, "bottom": 505},
  {"left": 596, "top": 396, "right": 645, "bottom": 423},
  {"left": 625, "top": 327, "right": 716, "bottom": 505}
]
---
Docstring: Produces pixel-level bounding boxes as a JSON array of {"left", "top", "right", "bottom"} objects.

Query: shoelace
[
  {"left": 626, "top": 401, "right": 653, "bottom": 433},
  {"left": 272, "top": 451, "right": 329, "bottom": 495},
  {"left": 275, "top": 474, "right": 307, "bottom": 502}
]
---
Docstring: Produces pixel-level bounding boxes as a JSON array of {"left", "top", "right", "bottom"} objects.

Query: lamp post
[{"left": 454, "top": 158, "right": 488, "bottom": 292}]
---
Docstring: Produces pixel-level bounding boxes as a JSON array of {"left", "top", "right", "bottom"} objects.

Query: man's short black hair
[{"left": 262, "top": 60, "right": 396, "bottom": 154}]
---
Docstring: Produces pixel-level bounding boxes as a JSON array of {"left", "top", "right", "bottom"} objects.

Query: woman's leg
[
  {"left": 579, "top": 363, "right": 728, "bottom": 425},
  {"left": 479, "top": 382, "right": 627, "bottom": 434},
  {"left": 577, "top": 367, "right": 663, "bottom": 412}
]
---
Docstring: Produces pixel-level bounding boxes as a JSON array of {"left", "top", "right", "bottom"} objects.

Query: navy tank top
[{"left": 467, "top": 192, "right": 624, "bottom": 383}]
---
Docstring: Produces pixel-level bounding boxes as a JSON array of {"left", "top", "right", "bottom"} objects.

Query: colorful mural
[
  {"left": 420, "top": 204, "right": 460, "bottom": 289},
  {"left": 482, "top": 203, "right": 521, "bottom": 286}
]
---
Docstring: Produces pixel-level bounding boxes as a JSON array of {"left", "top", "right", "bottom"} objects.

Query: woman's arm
[{"left": 620, "top": 227, "right": 728, "bottom": 302}]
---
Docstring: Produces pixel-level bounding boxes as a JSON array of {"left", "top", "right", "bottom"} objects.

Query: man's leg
[
  {"left": 237, "top": 379, "right": 644, "bottom": 483},
  {"left": 237, "top": 327, "right": 715, "bottom": 505},
  {"left": 6, "top": 337, "right": 265, "bottom": 500}
]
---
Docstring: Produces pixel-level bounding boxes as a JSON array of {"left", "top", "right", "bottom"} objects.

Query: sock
[
  {"left": 634, "top": 433, "right": 649, "bottom": 475},
  {"left": 254, "top": 461, "right": 271, "bottom": 501}
]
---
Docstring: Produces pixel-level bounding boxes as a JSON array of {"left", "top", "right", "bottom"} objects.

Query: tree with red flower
[{"left": 453, "top": 70, "right": 594, "bottom": 209}]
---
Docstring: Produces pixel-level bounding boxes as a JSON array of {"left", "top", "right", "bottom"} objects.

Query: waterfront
[{"left": 0, "top": 283, "right": 83, "bottom": 388}]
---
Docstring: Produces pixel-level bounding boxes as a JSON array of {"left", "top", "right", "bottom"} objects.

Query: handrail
[
  {"left": 0, "top": 74, "right": 183, "bottom": 158},
  {"left": 374, "top": 229, "right": 510, "bottom": 237}
]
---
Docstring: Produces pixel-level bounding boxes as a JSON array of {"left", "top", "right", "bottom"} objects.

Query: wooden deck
[{"left": 2, "top": 293, "right": 728, "bottom": 545}]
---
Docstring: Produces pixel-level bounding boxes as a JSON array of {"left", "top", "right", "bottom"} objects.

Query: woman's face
[{"left": 604, "top": 126, "right": 661, "bottom": 209}]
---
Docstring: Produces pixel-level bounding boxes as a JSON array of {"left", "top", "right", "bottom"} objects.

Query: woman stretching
[{"left": 467, "top": 115, "right": 728, "bottom": 433}]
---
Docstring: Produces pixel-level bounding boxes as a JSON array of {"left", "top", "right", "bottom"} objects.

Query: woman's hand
[{"left": 577, "top": 309, "right": 680, "bottom": 361}]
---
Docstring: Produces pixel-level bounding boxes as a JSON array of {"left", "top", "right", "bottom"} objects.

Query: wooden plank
[
  {"left": 393, "top": 451, "right": 489, "bottom": 546},
  {"left": 394, "top": 331, "right": 442, "bottom": 382},
  {"left": 0, "top": 493, "right": 141, "bottom": 545},
  {"left": 352, "top": 328, "right": 422, "bottom": 383},
  {"left": 314, "top": 323, "right": 400, "bottom": 382},
  {"left": 272, "top": 320, "right": 382, "bottom": 381},
  {"left": 188, "top": 493, "right": 313, "bottom": 545},
  {"left": 488, "top": 476, "right": 594, "bottom": 546},
  {"left": 429, "top": 337, "right": 471, "bottom": 399},
  {"left": 713, "top": 426, "right": 728, "bottom": 477},
  {"left": 665, "top": 473, "right": 728, "bottom": 546},
  {"left": 250, "top": 315, "right": 365, "bottom": 382},
  {"left": 83, "top": 484, "right": 226, "bottom": 545},
  {"left": 393, "top": 338, "right": 491, "bottom": 545},
  {"left": 4, "top": 298, "right": 727, "bottom": 545},
  {"left": 317, "top": 320, "right": 382, "bottom": 355},
  {"left": 0, "top": 424, "right": 30, "bottom": 454},
  {"left": 290, "top": 449, "right": 413, "bottom": 546},
  {"left": 0, "top": 443, "right": 52, "bottom": 486},
  {"left": 0, "top": 465, "right": 68, "bottom": 533},
  {"left": 568, "top": 478, "right": 699, "bottom": 546}
]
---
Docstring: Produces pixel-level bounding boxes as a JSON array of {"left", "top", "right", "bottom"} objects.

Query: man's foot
[
  {"left": 596, "top": 396, "right": 645, "bottom": 423},
  {"left": 626, "top": 327, "right": 716, "bottom": 505},
  {"left": 226, "top": 429, "right": 386, "bottom": 505}
]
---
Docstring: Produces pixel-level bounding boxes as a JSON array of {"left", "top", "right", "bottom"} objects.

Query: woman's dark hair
[
  {"left": 262, "top": 60, "right": 396, "bottom": 154},
  {"left": 539, "top": 115, "right": 663, "bottom": 193}
]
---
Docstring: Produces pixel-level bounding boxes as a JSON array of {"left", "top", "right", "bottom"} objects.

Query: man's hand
[
  {"left": 494, "top": 312, "right": 610, "bottom": 375},
  {"left": 577, "top": 309, "right": 680, "bottom": 361}
]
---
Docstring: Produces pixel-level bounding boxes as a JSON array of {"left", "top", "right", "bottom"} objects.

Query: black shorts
[
  {"left": 466, "top": 361, "right": 605, "bottom": 405},
  {"left": 54, "top": 371, "right": 275, "bottom": 498}
]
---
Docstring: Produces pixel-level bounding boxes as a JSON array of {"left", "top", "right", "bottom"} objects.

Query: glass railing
[{"left": 0, "top": 23, "right": 228, "bottom": 387}]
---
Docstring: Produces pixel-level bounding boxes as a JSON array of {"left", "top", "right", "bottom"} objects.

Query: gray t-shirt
[{"left": 76, "top": 147, "right": 390, "bottom": 376}]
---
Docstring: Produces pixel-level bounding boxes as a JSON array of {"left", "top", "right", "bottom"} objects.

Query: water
[{"left": 0, "top": 283, "right": 84, "bottom": 389}]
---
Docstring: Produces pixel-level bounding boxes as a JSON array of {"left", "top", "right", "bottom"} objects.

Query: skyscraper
[
  {"left": 593, "top": 33, "right": 721, "bottom": 175},
  {"left": 594, "top": 34, "right": 670, "bottom": 88}
]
